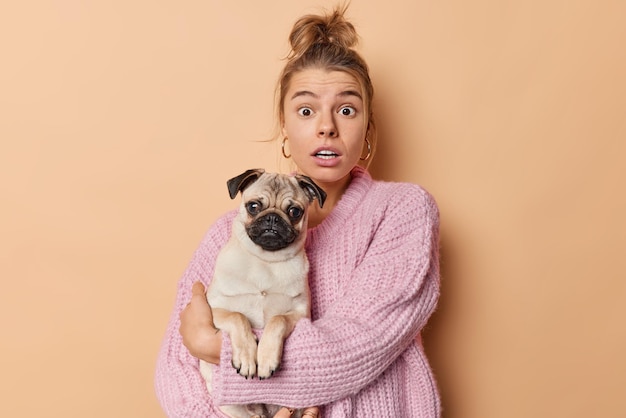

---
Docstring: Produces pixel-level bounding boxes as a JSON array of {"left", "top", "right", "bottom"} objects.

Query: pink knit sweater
[{"left": 155, "top": 167, "right": 441, "bottom": 417}]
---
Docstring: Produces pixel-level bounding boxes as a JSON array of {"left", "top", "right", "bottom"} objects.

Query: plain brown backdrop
[{"left": 1, "top": 1, "right": 624, "bottom": 417}]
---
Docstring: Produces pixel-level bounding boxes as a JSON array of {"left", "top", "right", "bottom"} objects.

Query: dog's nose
[{"left": 264, "top": 214, "right": 279, "bottom": 229}]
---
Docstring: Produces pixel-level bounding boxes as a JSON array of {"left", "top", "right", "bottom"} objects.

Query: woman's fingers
[
  {"left": 179, "top": 281, "right": 222, "bottom": 363},
  {"left": 189, "top": 282, "right": 211, "bottom": 317},
  {"left": 301, "top": 407, "right": 320, "bottom": 418},
  {"left": 273, "top": 408, "right": 295, "bottom": 418},
  {"left": 274, "top": 407, "right": 320, "bottom": 417},
  {"left": 191, "top": 281, "right": 206, "bottom": 296}
]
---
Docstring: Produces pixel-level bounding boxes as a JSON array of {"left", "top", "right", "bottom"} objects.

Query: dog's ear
[
  {"left": 295, "top": 175, "right": 327, "bottom": 208},
  {"left": 227, "top": 169, "right": 265, "bottom": 199}
]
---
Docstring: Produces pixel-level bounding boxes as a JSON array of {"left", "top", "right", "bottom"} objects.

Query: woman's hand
[
  {"left": 179, "top": 281, "right": 222, "bottom": 364},
  {"left": 274, "top": 407, "right": 320, "bottom": 417}
]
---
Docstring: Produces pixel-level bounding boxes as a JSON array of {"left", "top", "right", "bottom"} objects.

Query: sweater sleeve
[
  {"left": 211, "top": 185, "right": 441, "bottom": 408},
  {"left": 154, "top": 213, "right": 234, "bottom": 418}
]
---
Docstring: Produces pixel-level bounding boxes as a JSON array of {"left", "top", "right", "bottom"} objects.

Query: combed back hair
[{"left": 276, "top": 4, "right": 377, "bottom": 165}]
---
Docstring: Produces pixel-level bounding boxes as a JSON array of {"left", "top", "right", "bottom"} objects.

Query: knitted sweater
[{"left": 155, "top": 166, "right": 441, "bottom": 417}]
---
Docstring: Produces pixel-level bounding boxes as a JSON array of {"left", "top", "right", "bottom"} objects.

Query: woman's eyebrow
[
  {"left": 290, "top": 90, "right": 362, "bottom": 100},
  {"left": 338, "top": 90, "right": 362, "bottom": 99},
  {"left": 291, "top": 90, "right": 317, "bottom": 100}
]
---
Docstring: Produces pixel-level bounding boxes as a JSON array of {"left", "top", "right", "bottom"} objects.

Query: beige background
[{"left": 1, "top": 1, "right": 624, "bottom": 417}]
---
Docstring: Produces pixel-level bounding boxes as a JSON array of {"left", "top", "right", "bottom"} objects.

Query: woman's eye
[
  {"left": 246, "top": 201, "right": 261, "bottom": 215},
  {"left": 298, "top": 107, "right": 313, "bottom": 117},
  {"left": 288, "top": 206, "right": 303, "bottom": 220},
  {"left": 339, "top": 106, "right": 356, "bottom": 116}
]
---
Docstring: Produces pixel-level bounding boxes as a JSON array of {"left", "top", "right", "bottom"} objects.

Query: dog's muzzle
[{"left": 246, "top": 213, "right": 298, "bottom": 251}]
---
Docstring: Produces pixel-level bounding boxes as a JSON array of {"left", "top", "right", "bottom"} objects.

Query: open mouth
[{"left": 314, "top": 150, "right": 339, "bottom": 159}]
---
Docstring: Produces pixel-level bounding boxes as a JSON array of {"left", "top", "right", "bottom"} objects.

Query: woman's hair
[{"left": 275, "top": 4, "right": 376, "bottom": 165}]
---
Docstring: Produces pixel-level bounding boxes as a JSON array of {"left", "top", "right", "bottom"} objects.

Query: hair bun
[{"left": 288, "top": 7, "right": 358, "bottom": 59}]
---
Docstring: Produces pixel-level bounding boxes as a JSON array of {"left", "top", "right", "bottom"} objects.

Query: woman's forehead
[{"left": 287, "top": 69, "right": 362, "bottom": 98}]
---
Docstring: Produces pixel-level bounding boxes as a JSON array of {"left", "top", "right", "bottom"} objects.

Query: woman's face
[{"left": 281, "top": 68, "right": 367, "bottom": 188}]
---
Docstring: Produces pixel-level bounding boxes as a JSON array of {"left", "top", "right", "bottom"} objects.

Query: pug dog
[{"left": 199, "top": 168, "right": 326, "bottom": 418}]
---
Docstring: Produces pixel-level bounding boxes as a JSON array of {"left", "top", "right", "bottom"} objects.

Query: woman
[{"left": 155, "top": 6, "right": 441, "bottom": 418}]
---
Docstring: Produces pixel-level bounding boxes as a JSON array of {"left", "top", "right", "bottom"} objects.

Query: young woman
[{"left": 155, "top": 6, "right": 441, "bottom": 418}]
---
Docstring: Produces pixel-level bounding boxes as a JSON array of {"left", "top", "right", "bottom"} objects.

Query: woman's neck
[{"left": 307, "top": 172, "right": 352, "bottom": 228}]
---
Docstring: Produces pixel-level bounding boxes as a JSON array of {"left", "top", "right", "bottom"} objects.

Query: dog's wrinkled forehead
[{"left": 242, "top": 174, "right": 305, "bottom": 208}]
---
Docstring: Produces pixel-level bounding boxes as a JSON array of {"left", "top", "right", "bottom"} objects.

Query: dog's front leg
[
  {"left": 256, "top": 312, "right": 304, "bottom": 379},
  {"left": 212, "top": 308, "right": 258, "bottom": 378}
]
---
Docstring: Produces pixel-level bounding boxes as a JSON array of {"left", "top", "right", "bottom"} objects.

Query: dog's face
[{"left": 227, "top": 169, "right": 326, "bottom": 254}]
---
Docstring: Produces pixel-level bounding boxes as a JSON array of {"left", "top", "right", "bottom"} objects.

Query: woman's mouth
[{"left": 314, "top": 150, "right": 339, "bottom": 159}]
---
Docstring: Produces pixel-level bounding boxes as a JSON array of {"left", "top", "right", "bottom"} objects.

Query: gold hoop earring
[
  {"left": 281, "top": 137, "right": 291, "bottom": 159},
  {"left": 360, "top": 138, "right": 372, "bottom": 161}
]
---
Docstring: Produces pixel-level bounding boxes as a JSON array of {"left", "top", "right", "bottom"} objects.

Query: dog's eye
[
  {"left": 246, "top": 201, "right": 261, "bottom": 215},
  {"left": 288, "top": 206, "right": 303, "bottom": 221}
]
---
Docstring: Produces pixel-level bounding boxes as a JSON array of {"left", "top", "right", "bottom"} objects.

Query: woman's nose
[{"left": 317, "top": 112, "right": 337, "bottom": 138}]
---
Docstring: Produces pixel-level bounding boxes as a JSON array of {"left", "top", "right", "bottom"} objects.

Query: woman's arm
[
  {"left": 211, "top": 186, "right": 441, "bottom": 408},
  {"left": 154, "top": 213, "right": 233, "bottom": 417}
]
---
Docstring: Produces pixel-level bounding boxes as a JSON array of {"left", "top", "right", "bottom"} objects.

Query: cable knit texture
[{"left": 155, "top": 167, "right": 441, "bottom": 417}]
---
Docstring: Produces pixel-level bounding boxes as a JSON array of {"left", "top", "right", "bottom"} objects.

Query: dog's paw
[
  {"left": 231, "top": 332, "right": 258, "bottom": 379},
  {"left": 256, "top": 337, "right": 283, "bottom": 379}
]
